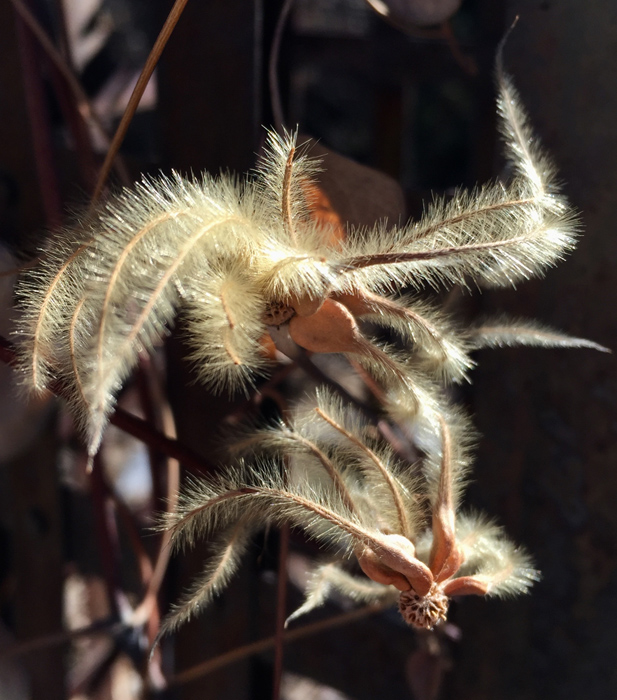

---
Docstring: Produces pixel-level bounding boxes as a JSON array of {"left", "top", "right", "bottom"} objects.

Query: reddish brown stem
[
  {"left": 47, "top": 0, "right": 98, "bottom": 190},
  {"left": 14, "top": 5, "right": 62, "bottom": 228},
  {"left": 170, "top": 601, "right": 390, "bottom": 687},
  {"left": 0, "top": 335, "right": 211, "bottom": 473},
  {"left": 130, "top": 378, "right": 181, "bottom": 634},
  {"left": 0, "top": 619, "right": 120, "bottom": 661},
  {"left": 50, "top": 65, "right": 99, "bottom": 191},
  {"left": 90, "top": 455, "right": 121, "bottom": 618},
  {"left": 109, "top": 484, "right": 154, "bottom": 585},
  {"left": 111, "top": 408, "right": 207, "bottom": 473},
  {"left": 136, "top": 360, "right": 165, "bottom": 502},
  {"left": 8, "top": 0, "right": 130, "bottom": 186}
]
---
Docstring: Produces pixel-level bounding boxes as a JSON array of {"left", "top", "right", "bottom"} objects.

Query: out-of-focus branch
[
  {"left": 91, "top": 0, "right": 190, "bottom": 202},
  {"left": 169, "top": 601, "right": 391, "bottom": 687},
  {"left": 0, "top": 335, "right": 211, "bottom": 473},
  {"left": 272, "top": 527, "right": 290, "bottom": 700},
  {"left": 14, "top": 4, "right": 63, "bottom": 228},
  {"left": 0, "top": 618, "right": 120, "bottom": 660},
  {"left": 8, "top": 0, "right": 131, "bottom": 186}
]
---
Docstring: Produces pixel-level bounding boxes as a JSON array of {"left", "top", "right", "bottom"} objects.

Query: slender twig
[
  {"left": 110, "top": 407, "right": 207, "bottom": 473},
  {"left": 440, "top": 21, "right": 477, "bottom": 76},
  {"left": 363, "top": 5, "right": 476, "bottom": 75},
  {"left": 47, "top": 0, "right": 99, "bottom": 190},
  {"left": 136, "top": 360, "right": 166, "bottom": 500},
  {"left": 91, "top": 454, "right": 121, "bottom": 618},
  {"left": 0, "top": 618, "right": 120, "bottom": 660},
  {"left": 109, "top": 483, "right": 155, "bottom": 584},
  {"left": 49, "top": 0, "right": 71, "bottom": 61},
  {"left": 8, "top": 0, "right": 130, "bottom": 186},
  {"left": 130, "top": 391, "right": 181, "bottom": 630},
  {"left": 69, "top": 642, "right": 120, "bottom": 697},
  {"left": 0, "top": 335, "right": 211, "bottom": 473},
  {"left": 50, "top": 67, "right": 99, "bottom": 191},
  {"left": 91, "top": 0, "right": 190, "bottom": 202},
  {"left": 14, "top": 7, "right": 62, "bottom": 228},
  {"left": 169, "top": 601, "right": 390, "bottom": 687}
]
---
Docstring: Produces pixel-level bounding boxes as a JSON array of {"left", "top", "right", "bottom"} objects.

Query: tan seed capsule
[
  {"left": 289, "top": 298, "right": 364, "bottom": 354},
  {"left": 288, "top": 293, "right": 326, "bottom": 318}
]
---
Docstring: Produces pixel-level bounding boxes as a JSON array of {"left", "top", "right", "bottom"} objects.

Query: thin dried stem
[
  {"left": 109, "top": 484, "right": 155, "bottom": 584},
  {"left": 272, "top": 526, "right": 290, "bottom": 700},
  {"left": 109, "top": 408, "right": 211, "bottom": 474},
  {"left": 0, "top": 619, "right": 120, "bottom": 661},
  {"left": 8, "top": 0, "right": 130, "bottom": 185},
  {"left": 131, "top": 387, "right": 181, "bottom": 629},
  {"left": 90, "top": 455, "right": 121, "bottom": 618},
  {"left": 91, "top": 0, "right": 189, "bottom": 202},
  {"left": 15, "top": 8, "right": 63, "bottom": 228},
  {"left": 169, "top": 601, "right": 390, "bottom": 687}
]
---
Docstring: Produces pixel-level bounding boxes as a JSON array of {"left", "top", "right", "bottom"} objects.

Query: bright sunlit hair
[
  {"left": 156, "top": 388, "right": 539, "bottom": 640},
  {"left": 14, "top": 64, "right": 596, "bottom": 466}
]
